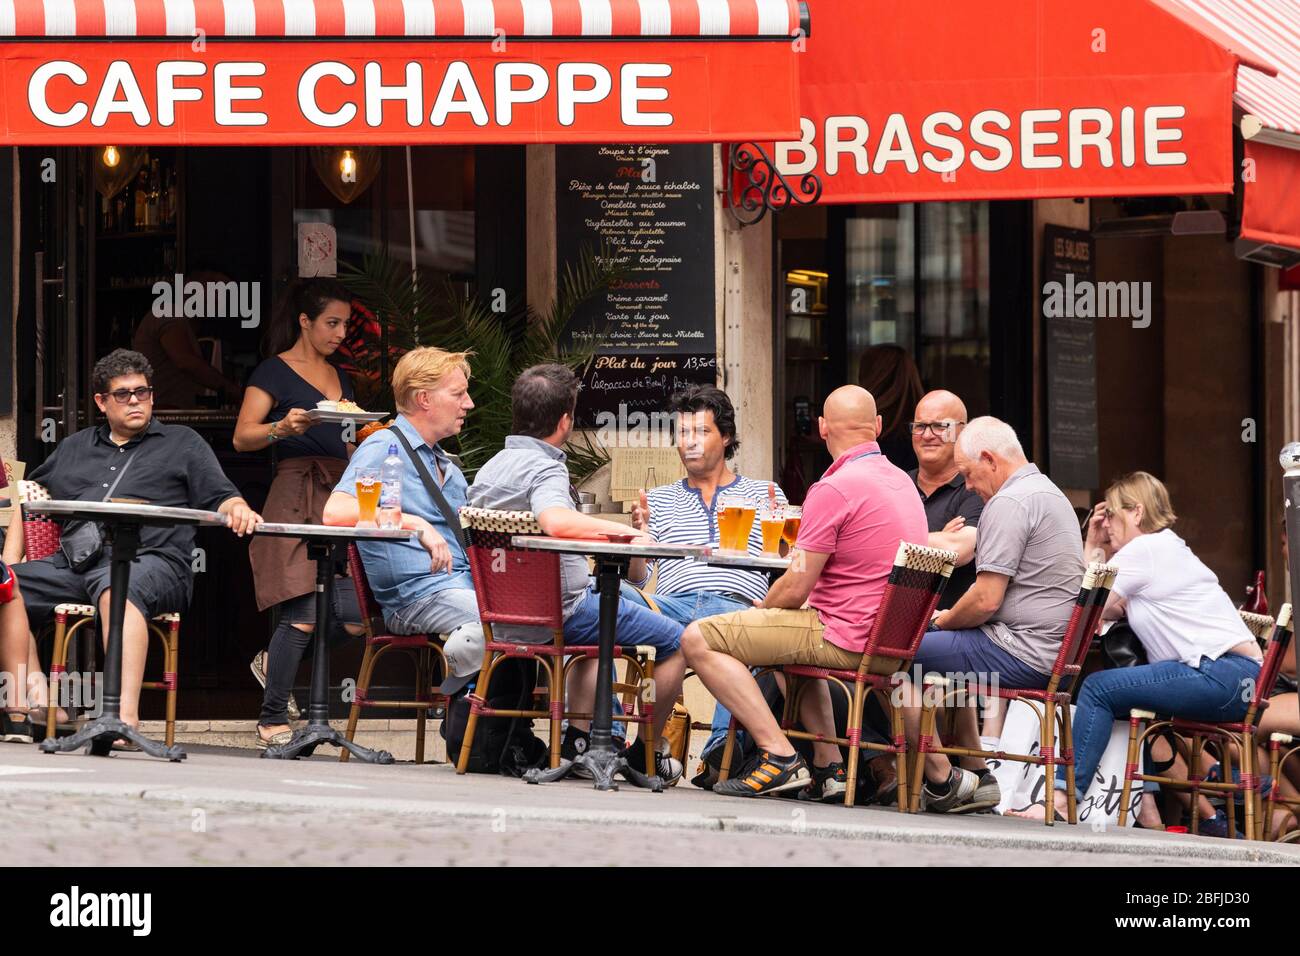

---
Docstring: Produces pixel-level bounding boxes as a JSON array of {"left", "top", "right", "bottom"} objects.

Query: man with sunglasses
[
  {"left": 8, "top": 349, "right": 260, "bottom": 737},
  {"left": 908, "top": 390, "right": 982, "bottom": 609}
]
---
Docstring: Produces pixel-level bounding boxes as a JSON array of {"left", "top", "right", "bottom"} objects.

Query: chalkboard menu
[
  {"left": 556, "top": 144, "right": 716, "bottom": 425},
  {"left": 1042, "top": 224, "right": 1099, "bottom": 490}
]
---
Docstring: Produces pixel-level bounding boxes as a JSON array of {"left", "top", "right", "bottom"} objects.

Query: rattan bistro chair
[
  {"left": 456, "top": 507, "right": 659, "bottom": 773},
  {"left": 339, "top": 544, "right": 449, "bottom": 763},
  {"left": 16, "top": 481, "right": 182, "bottom": 746},
  {"left": 1119, "top": 605, "right": 1294, "bottom": 840},
  {"left": 717, "top": 542, "right": 958, "bottom": 810},
  {"left": 910, "top": 562, "right": 1118, "bottom": 824}
]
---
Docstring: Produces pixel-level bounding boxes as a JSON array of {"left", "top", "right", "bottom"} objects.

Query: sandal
[{"left": 256, "top": 726, "right": 294, "bottom": 750}]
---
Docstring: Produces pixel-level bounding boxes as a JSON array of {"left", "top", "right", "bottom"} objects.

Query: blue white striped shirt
[{"left": 630, "top": 475, "right": 788, "bottom": 604}]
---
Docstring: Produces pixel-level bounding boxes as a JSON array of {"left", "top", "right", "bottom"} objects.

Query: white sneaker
[{"left": 923, "top": 767, "right": 986, "bottom": 813}]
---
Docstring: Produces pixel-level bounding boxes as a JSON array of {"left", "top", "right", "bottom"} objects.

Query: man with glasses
[
  {"left": 8, "top": 349, "right": 260, "bottom": 738},
  {"left": 908, "top": 390, "right": 982, "bottom": 609}
]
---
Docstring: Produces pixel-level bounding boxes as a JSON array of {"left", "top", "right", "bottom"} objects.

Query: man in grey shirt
[
  {"left": 467, "top": 364, "right": 686, "bottom": 782},
  {"left": 904, "top": 416, "right": 1085, "bottom": 811}
]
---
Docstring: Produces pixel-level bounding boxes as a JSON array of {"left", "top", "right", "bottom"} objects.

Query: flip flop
[{"left": 111, "top": 738, "right": 140, "bottom": 752}]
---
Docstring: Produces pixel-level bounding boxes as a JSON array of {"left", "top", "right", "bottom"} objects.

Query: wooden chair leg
[
  {"left": 1267, "top": 741, "right": 1282, "bottom": 841},
  {"left": 843, "top": 680, "right": 866, "bottom": 808},
  {"left": 47, "top": 613, "right": 71, "bottom": 742},
  {"left": 1041, "top": 701, "right": 1056, "bottom": 827},
  {"left": 1241, "top": 733, "right": 1256, "bottom": 841},
  {"left": 340, "top": 642, "right": 378, "bottom": 763},
  {"left": 457, "top": 650, "right": 498, "bottom": 775},
  {"left": 1062, "top": 704, "right": 1077, "bottom": 825},
  {"left": 414, "top": 646, "right": 429, "bottom": 765},
  {"left": 909, "top": 698, "right": 936, "bottom": 813},
  {"left": 548, "top": 655, "right": 565, "bottom": 770},
  {"left": 163, "top": 620, "right": 180, "bottom": 749},
  {"left": 1190, "top": 734, "right": 1205, "bottom": 834},
  {"left": 888, "top": 691, "right": 909, "bottom": 814},
  {"left": 1222, "top": 741, "right": 1237, "bottom": 839},
  {"left": 1118, "top": 713, "right": 1141, "bottom": 828},
  {"left": 718, "top": 715, "right": 739, "bottom": 782},
  {"left": 640, "top": 657, "right": 656, "bottom": 773}
]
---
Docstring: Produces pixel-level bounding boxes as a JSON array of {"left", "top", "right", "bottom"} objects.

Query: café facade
[{"left": 0, "top": 0, "right": 1298, "bottom": 719}]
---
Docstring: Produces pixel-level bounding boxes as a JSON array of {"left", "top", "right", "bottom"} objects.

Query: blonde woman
[{"left": 1014, "top": 472, "right": 1262, "bottom": 825}]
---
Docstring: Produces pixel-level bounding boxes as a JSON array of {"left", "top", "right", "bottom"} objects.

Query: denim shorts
[
  {"left": 563, "top": 587, "right": 683, "bottom": 657},
  {"left": 619, "top": 583, "right": 751, "bottom": 626}
]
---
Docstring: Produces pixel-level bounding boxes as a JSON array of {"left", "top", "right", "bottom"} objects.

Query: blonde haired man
[{"left": 324, "top": 347, "right": 481, "bottom": 647}]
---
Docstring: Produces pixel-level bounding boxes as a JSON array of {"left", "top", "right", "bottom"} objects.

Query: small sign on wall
[{"left": 298, "top": 223, "right": 337, "bottom": 277}]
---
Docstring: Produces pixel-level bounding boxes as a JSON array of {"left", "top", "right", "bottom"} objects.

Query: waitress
[{"left": 234, "top": 278, "right": 365, "bottom": 749}]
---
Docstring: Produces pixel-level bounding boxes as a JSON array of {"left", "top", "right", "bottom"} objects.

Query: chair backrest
[
  {"left": 1239, "top": 610, "right": 1275, "bottom": 646},
  {"left": 1054, "top": 562, "right": 1120, "bottom": 685},
  {"left": 460, "top": 506, "right": 564, "bottom": 630},
  {"left": 346, "top": 543, "right": 385, "bottom": 637},
  {"left": 17, "top": 480, "right": 61, "bottom": 561},
  {"left": 1248, "top": 603, "right": 1295, "bottom": 718},
  {"left": 860, "top": 542, "right": 958, "bottom": 672}
]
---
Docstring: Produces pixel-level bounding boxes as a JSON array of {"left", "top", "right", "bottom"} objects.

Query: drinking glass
[{"left": 355, "top": 468, "right": 381, "bottom": 526}]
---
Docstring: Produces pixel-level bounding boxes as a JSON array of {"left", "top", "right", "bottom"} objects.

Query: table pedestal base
[
  {"left": 262, "top": 722, "right": 395, "bottom": 763},
  {"left": 39, "top": 714, "right": 186, "bottom": 761},
  {"left": 523, "top": 747, "right": 663, "bottom": 792}
]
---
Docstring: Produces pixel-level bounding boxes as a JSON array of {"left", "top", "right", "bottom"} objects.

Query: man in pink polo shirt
[{"left": 682, "top": 385, "right": 931, "bottom": 800}]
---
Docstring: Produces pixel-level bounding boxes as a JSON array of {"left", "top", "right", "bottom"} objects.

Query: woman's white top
[{"left": 1110, "top": 528, "right": 1254, "bottom": 667}]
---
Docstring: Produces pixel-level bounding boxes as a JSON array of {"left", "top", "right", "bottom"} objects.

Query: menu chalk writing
[
  {"left": 556, "top": 144, "right": 716, "bottom": 424},
  {"left": 1042, "top": 224, "right": 1099, "bottom": 490}
]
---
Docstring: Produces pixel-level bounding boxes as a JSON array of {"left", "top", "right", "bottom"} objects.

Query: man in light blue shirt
[{"left": 325, "top": 348, "right": 479, "bottom": 642}]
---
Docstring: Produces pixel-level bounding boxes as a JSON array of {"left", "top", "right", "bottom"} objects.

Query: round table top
[
  {"left": 510, "top": 535, "right": 708, "bottom": 561},
  {"left": 509, "top": 535, "right": 792, "bottom": 570},
  {"left": 26, "top": 499, "right": 231, "bottom": 527},
  {"left": 254, "top": 523, "right": 414, "bottom": 541}
]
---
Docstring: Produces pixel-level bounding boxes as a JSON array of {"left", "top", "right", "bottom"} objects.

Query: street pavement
[{"left": 0, "top": 744, "right": 1296, "bottom": 867}]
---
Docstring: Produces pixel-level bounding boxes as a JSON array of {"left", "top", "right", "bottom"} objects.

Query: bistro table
[
  {"left": 509, "top": 535, "right": 710, "bottom": 791},
  {"left": 703, "top": 550, "right": 792, "bottom": 575},
  {"left": 26, "top": 499, "right": 232, "bottom": 761},
  {"left": 252, "top": 523, "right": 413, "bottom": 763}
]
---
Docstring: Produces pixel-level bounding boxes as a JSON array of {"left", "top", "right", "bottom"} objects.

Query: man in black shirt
[
  {"left": 908, "top": 390, "right": 982, "bottom": 609},
  {"left": 8, "top": 349, "right": 260, "bottom": 734}
]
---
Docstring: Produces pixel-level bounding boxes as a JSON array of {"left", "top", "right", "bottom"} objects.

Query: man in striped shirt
[{"left": 624, "top": 385, "right": 787, "bottom": 787}]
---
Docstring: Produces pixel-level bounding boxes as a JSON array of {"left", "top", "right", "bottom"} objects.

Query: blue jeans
[
  {"left": 564, "top": 587, "right": 685, "bottom": 741},
  {"left": 1055, "top": 654, "right": 1262, "bottom": 799},
  {"left": 913, "top": 628, "right": 1051, "bottom": 690},
  {"left": 621, "top": 583, "right": 752, "bottom": 753}
]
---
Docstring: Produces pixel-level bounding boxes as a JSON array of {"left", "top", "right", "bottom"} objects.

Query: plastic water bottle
[{"left": 378, "top": 444, "right": 403, "bottom": 529}]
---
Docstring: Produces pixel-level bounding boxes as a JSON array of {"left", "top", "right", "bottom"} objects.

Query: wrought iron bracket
[{"left": 727, "top": 142, "right": 823, "bottom": 226}]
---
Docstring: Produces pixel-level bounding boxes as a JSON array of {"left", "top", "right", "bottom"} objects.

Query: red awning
[
  {"left": 0, "top": 0, "right": 804, "bottom": 144},
  {"left": 771, "top": 0, "right": 1242, "bottom": 204},
  {"left": 1163, "top": 0, "right": 1300, "bottom": 254}
]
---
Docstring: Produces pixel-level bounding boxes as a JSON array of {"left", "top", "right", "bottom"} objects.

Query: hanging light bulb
[
  {"left": 102, "top": 145, "right": 121, "bottom": 168},
  {"left": 310, "top": 146, "right": 380, "bottom": 204},
  {"left": 339, "top": 149, "right": 358, "bottom": 182}
]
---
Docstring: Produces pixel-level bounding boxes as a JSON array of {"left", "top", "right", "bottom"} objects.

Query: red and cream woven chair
[
  {"left": 339, "top": 543, "right": 448, "bottom": 763},
  {"left": 716, "top": 541, "right": 958, "bottom": 810},
  {"left": 456, "top": 506, "right": 658, "bottom": 773},
  {"left": 910, "top": 562, "right": 1118, "bottom": 824},
  {"left": 15, "top": 480, "right": 182, "bottom": 746},
  {"left": 1119, "top": 604, "right": 1293, "bottom": 840}
]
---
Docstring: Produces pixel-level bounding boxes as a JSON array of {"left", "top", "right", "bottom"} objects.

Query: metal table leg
[
  {"left": 40, "top": 522, "right": 185, "bottom": 761},
  {"left": 263, "top": 540, "right": 394, "bottom": 764}
]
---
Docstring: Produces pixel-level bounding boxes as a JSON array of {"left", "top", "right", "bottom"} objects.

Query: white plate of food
[{"left": 307, "top": 400, "right": 388, "bottom": 424}]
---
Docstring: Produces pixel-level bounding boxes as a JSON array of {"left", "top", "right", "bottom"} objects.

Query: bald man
[
  {"left": 681, "top": 386, "right": 933, "bottom": 803},
  {"left": 909, "top": 390, "right": 982, "bottom": 609}
]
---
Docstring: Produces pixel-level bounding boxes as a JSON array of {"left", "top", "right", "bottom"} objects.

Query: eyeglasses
[
  {"left": 101, "top": 387, "right": 154, "bottom": 405},
  {"left": 908, "top": 420, "right": 965, "bottom": 437}
]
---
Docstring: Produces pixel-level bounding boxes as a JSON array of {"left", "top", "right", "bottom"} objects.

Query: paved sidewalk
[{"left": 0, "top": 745, "right": 1295, "bottom": 866}]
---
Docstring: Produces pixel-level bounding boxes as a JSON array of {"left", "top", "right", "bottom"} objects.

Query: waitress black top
[{"left": 246, "top": 356, "right": 356, "bottom": 461}]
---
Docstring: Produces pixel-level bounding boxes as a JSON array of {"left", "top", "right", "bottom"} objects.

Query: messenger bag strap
[
  {"left": 100, "top": 444, "right": 140, "bottom": 502},
  {"left": 389, "top": 426, "right": 467, "bottom": 550}
]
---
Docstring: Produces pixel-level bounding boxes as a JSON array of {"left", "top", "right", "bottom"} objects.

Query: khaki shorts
[{"left": 695, "top": 607, "right": 864, "bottom": 670}]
